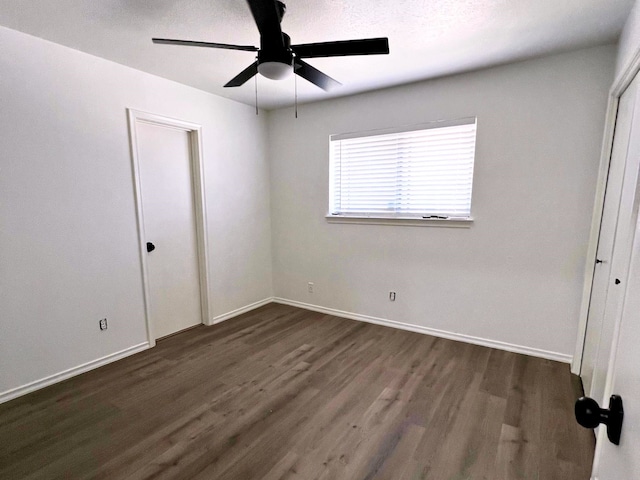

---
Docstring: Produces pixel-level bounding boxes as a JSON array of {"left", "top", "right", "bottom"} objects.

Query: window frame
[{"left": 327, "top": 117, "right": 477, "bottom": 227}]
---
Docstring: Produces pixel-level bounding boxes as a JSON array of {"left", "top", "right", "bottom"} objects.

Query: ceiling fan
[{"left": 152, "top": 0, "right": 389, "bottom": 91}]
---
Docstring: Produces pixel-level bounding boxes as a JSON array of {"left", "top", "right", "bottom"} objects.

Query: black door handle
[
  {"left": 575, "top": 395, "right": 624, "bottom": 445},
  {"left": 146, "top": 242, "right": 156, "bottom": 253}
]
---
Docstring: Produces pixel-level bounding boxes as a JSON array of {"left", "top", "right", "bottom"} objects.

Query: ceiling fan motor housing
[
  {"left": 259, "top": 32, "right": 292, "bottom": 63},
  {"left": 258, "top": 32, "right": 293, "bottom": 79}
]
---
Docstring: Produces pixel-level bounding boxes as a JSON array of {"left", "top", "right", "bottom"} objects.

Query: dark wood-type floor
[{"left": 0, "top": 303, "right": 594, "bottom": 480}]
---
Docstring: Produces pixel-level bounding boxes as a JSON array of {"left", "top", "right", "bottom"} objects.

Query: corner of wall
[{"left": 615, "top": 0, "right": 640, "bottom": 82}]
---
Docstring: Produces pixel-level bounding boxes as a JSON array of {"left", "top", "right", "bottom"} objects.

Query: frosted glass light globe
[{"left": 258, "top": 61, "right": 292, "bottom": 80}]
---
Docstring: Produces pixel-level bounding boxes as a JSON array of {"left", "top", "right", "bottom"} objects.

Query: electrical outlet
[
  {"left": 389, "top": 291, "right": 396, "bottom": 301},
  {"left": 99, "top": 318, "right": 108, "bottom": 331},
  {"left": 308, "top": 282, "right": 314, "bottom": 294}
]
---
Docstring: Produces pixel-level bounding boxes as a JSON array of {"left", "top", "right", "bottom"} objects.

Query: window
[{"left": 329, "top": 118, "right": 476, "bottom": 224}]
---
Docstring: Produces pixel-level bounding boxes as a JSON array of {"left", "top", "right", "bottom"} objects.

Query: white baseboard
[
  {"left": 273, "top": 297, "right": 573, "bottom": 364},
  {"left": 0, "top": 342, "right": 150, "bottom": 405},
  {"left": 210, "top": 297, "right": 274, "bottom": 325},
  {"left": 1, "top": 297, "right": 571, "bottom": 405}
]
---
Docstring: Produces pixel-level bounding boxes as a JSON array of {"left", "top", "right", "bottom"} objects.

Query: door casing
[
  {"left": 127, "top": 109, "right": 211, "bottom": 347},
  {"left": 573, "top": 50, "right": 640, "bottom": 376},
  {"left": 580, "top": 77, "right": 639, "bottom": 402},
  {"left": 589, "top": 75, "right": 640, "bottom": 478}
]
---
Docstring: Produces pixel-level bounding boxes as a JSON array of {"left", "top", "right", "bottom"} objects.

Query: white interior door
[
  {"left": 591, "top": 129, "right": 640, "bottom": 478},
  {"left": 582, "top": 74, "right": 640, "bottom": 403},
  {"left": 136, "top": 121, "right": 203, "bottom": 339}
]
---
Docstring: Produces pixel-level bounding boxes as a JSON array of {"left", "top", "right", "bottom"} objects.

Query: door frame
[
  {"left": 573, "top": 49, "right": 640, "bottom": 375},
  {"left": 589, "top": 83, "right": 640, "bottom": 479},
  {"left": 127, "top": 109, "right": 211, "bottom": 347}
]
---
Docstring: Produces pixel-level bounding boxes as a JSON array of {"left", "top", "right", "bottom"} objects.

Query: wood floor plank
[
  {"left": 495, "top": 423, "right": 528, "bottom": 480},
  {"left": 0, "top": 304, "right": 594, "bottom": 479}
]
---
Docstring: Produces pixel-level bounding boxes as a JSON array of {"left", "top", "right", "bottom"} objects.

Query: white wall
[
  {"left": 268, "top": 45, "right": 615, "bottom": 359},
  {"left": 0, "top": 26, "right": 273, "bottom": 398}
]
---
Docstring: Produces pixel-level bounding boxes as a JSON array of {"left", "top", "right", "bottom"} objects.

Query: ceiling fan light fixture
[
  {"left": 258, "top": 61, "right": 292, "bottom": 80},
  {"left": 152, "top": 1, "right": 389, "bottom": 91}
]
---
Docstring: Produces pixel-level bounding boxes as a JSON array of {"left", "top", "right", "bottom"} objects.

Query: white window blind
[{"left": 329, "top": 119, "right": 477, "bottom": 219}]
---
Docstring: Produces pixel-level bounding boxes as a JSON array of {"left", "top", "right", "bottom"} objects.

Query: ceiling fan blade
[
  {"left": 152, "top": 38, "right": 258, "bottom": 52},
  {"left": 224, "top": 61, "right": 259, "bottom": 87},
  {"left": 245, "top": 0, "right": 285, "bottom": 49},
  {"left": 292, "top": 37, "right": 389, "bottom": 58},
  {"left": 294, "top": 59, "right": 341, "bottom": 91}
]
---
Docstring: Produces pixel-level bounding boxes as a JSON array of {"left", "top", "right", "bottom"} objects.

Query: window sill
[{"left": 325, "top": 215, "right": 474, "bottom": 228}]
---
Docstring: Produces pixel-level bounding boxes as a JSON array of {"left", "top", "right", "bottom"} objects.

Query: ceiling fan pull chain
[{"left": 294, "top": 71, "right": 298, "bottom": 119}]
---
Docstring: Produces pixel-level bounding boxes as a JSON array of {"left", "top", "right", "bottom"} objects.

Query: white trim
[
  {"left": 127, "top": 109, "right": 212, "bottom": 346},
  {"left": 0, "top": 342, "right": 149, "bottom": 405},
  {"left": 326, "top": 215, "right": 473, "bottom": 227},
  {"left": 273, "top": 298, "right": 572, "bottom": 363},
  {"left": 573, "top": 45, "right": 640, "bottom": 376},
  {"left": 210, "top": 297, "right": 274, "bottom": 325},
  {"left": 572, "top": 95, "right": 620, "bottom": 375}
]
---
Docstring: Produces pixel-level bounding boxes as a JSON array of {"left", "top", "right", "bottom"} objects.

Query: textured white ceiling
[{"left": 0, "top": 0, "right": 633, "bottom": 109}]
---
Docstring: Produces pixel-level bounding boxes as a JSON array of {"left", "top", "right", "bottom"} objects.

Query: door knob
[
  {"left": 146, "top": 242, "right": 156, "bottom": 253},
  {"left": 575, "top": 395, "right": 624, "bottom": 445},
  {"left": 595, "top": 258, "right": 604, "bottom": 264}
]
